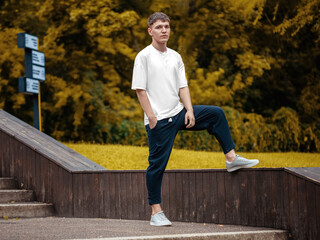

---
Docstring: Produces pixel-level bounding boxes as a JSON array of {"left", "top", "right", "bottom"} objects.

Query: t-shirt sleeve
[
  {"left": 132, "top": 54, "right": 147, "bottom": 90},
  {"left": 177, "top": 55, "right": 188, "bottom": 88}
]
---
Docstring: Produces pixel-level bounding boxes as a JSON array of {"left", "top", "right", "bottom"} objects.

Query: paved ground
[{"left": 0, "top": 217, "right": 286, "bottom": 240}]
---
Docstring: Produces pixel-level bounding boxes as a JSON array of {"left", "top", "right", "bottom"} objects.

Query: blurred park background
[{"left": 0, "top": 0, "right": 319, "bottom": 153}]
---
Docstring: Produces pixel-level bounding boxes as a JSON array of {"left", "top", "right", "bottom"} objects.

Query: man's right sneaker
[
  {"left": 226, "top": 154, "right": 259, "bottom": 172},
  {"left": 150, "top": 211, "right": 172, "bottom": 227}
]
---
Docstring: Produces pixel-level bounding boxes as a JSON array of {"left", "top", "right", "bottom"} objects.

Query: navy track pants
[{"left": 145, "top": 105, "right": 235, "bottom": 205}]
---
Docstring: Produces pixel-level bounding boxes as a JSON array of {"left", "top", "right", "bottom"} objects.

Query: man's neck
[{"left": 152, "top": 41, "right": 167, "bottom": 52}]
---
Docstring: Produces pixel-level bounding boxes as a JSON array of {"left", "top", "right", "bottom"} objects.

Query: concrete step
[
  {"left": 0, "top": 217, "right": 288, "bottom": 240},
  {"left": 0, "top": 189, "right": 34, "bottom": 203},
  {"left": 99, "top": 230, "right": 288, "bottom": 240},
  {"left": 0, "top": 178, "right": 18, "bottom": 189},
  {"left": 0, "top": 178, "right": 55, "bottom": 218},
  {"left": 0, "top": 202, "right": 54, "bottom": 218}
]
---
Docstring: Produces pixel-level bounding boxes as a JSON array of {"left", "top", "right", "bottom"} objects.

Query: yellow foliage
[
  {"left": 115, "top": 42, "right": 137, "bottom": 60},
  {"left": 42, "top": 25, "right": 67, "bottom": 61},
  {"left": 272, "top": 3, "right": 279, "bottom": 21},
  {"left": 12, "top": 94, "right": 26, "bottom": 109},
  {"left": 223, "top": 37, "right": 250, "bottom": 51},
  {"left": 232, "top": 73, "right": 245, "bottom": 91},
  {"left": 241, "top": 113, "right": 272, "bottom": 152},
  {"left": 0, "top": 28, "right": 26, "bottom": 112},
  {"left": 235, "top": 51, "right": 271, "bottom": 77},
  {"left": 299, "top": 81, "right": 320, "bottom": 118},
  {"left": 65, "top": 143, "right": 320, "bottom": 170},
  {"left": 272, "top": 107, "right": 300, "bottom": 151},
  {"left": 54, "top": 91, "right": 69, "bottom": 109},
  {"left": 0, "top": 78, "right": 8, "bottom": 93},
  {"left": 73, "top": 101, "right": 85, "bottom": 131},
  {"left": 190, "top": 68, "right": 232, "bottom": 106},
  {"left": 226, "top": 0, "right": 266, "bottom": 24},
  {"left": 149, "top": 0, "right": 171, "bottom": 13},
  {"left": 274, "top": 0, "right": 320, "bottom": 36},
  {"left": 177, "top": 8, "right": 208, "bottom": 75},
  {"left": 96, "top": 37, "right": 115, "bottom": 54},
  {"left": 52, "top": 130, "right": 66, "bottom": 140}
]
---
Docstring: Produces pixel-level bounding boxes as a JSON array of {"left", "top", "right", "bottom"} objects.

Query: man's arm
[
  {"left": 136, "top": 89, "right": 157, "bottom": 129},
  {"left": 179, "top": 87, "right": 195, "bottom": 128}
]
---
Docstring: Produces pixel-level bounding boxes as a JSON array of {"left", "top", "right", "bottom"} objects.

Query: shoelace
[
  {"left": 234, "top": 155, "right": 246, "bottom": 163},
  {"left": 158, "top": 212, "right": 168, "bottom": 221},
  {"left": 236, "top": 155, "right": 256, "bottom": 163}
]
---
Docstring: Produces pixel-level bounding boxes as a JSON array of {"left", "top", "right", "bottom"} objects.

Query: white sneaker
[
  {"left": 226, "top": 154, "right": 259, "bottom": 172},
  {"left": 150, "top": 211, "right": 172, "bottom": 227}
]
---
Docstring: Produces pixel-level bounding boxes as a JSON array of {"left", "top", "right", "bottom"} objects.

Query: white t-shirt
[{"left": 132, "top": 44, "right": 188, "bottom": 125}]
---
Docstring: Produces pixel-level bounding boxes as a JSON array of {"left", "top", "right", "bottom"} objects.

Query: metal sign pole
[
  {"left": 33, "top": 94, "right": 39, "bottom": 129},
  {"left": 38, "top": 82, "right": 42, "bottom": 131}
]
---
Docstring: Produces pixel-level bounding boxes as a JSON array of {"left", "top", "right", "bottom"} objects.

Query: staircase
[{"left": 0, "top": 177, "right": 54, "bottom": 218}]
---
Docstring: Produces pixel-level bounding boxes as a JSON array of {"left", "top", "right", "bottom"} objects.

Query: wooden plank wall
[
  {"left": 0, "top": 130, "right": 74, "bottom": 216},
  {"left": 69, "top": 169, "right": 319, "bottom": 240},
  {"left": 1, "top": 121, "right": 320, "bottom": 239}
]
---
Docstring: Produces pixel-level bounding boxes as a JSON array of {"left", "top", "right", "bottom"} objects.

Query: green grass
[{"left": 65, "top": 143, "right": 320, "bottom": 170}]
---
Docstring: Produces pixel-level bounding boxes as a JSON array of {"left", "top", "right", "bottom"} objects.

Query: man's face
[{"left": 148, "top": 20, "right": 170, "bottom": 44}]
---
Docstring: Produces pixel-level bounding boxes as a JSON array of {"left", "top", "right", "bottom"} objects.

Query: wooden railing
[{"left": 0, "top": 109, "right": 319, "bottom": 240}]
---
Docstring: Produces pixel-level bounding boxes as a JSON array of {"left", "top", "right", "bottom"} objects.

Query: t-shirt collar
[{"left": 150, "top": 44, "right": 168, "bottom": 55}]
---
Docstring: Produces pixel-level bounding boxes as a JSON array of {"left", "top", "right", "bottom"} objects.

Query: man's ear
[{"left": 148, "top": 27, "right": 153, "bottom": 37}]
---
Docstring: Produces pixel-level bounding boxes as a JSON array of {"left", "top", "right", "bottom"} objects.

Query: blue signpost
[{"left": 17, "top": 33, "right": 45, "bottom": 131}]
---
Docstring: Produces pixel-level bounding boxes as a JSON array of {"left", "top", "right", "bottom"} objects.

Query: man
[{"left": 132, "top": 12, "right": 259, "bottom": 227}]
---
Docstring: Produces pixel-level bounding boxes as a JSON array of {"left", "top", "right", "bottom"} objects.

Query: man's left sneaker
[{"left": 226, "top": 155, "right": 259, "bottom": 172}]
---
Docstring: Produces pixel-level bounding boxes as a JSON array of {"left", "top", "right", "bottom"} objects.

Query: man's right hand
[
  {"left": 149, "top": 116, "right": 158, "bottom": 129},
  {"left": 136, "top": 89, "right": 157, "bottom": 130}
]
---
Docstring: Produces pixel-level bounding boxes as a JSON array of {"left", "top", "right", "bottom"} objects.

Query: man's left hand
[{"left": 185, "top": 110, "right": 195, "bottom": 128}]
